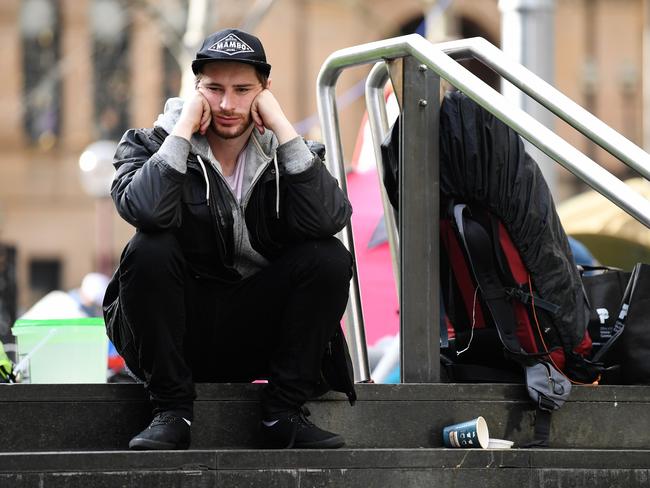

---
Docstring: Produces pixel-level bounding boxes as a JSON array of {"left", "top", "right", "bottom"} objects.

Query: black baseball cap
[{"left": 191, "top": 28, "right": 271, "bottom": 77}]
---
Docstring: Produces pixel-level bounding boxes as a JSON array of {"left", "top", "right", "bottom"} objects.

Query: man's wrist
[
  {"left": 171, "top": 120, "right": 196, "bottom": 141},
  {"left": 271, "top": 118, "right": 298, "bottom": 145}
]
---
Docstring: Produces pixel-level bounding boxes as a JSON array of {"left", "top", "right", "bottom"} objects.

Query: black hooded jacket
[
  {"left": 105, "top": 116, "right": 357, "bottom": 405},
  {"left": 111, "top": 125, "right": 352, "bottom": 283}
]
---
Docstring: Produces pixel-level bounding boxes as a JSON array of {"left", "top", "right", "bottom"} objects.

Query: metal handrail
[
  {"left": 435, "top": 37, "right": 650, "bottom": 180},
  {"left": 364, "top": 63, "right": 400, "bottom": 290},
  {"left": 316, "top": 33, "right": 650, "bottom": 381},
  {"left": 319, "top": 33, "right": 650, "bottom": 227}
]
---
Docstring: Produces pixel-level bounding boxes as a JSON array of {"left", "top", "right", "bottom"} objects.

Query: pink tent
[{"left": 346, "top": 168, "right": 399, "bottom": 346}]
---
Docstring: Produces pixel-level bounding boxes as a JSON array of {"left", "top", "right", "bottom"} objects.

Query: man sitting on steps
[{"left": 103, "top": 28, "right": 356, "bottom": 450}]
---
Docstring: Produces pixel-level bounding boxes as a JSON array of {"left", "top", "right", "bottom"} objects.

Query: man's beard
[{"left": 211, "top": 111, "right": 253, "bottom": 140}]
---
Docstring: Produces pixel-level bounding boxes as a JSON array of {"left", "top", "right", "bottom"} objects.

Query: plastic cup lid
[{"left": 487, "top": 438, "right": 514, "bottom": 449}]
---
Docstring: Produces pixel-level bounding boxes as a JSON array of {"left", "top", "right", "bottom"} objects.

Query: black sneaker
[
  {"left": 128, "top": 412, "right": 191, "bottom": 450},
  {"left": 261, "top": 406, "right": 345, "bottom": 449}
]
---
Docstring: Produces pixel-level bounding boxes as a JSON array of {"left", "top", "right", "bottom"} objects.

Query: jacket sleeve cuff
[
  {"left": 158, "top": 135, "right": 191, "bottom": 174},
  {"left": 277, "top": 136, "right": 314, "bottom": 174}
]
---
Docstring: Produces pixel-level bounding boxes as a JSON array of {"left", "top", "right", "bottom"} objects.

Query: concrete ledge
[
  {"left": 1, "top": 383, "right": 650, "bottom": 450},
  {"left": 3, "top": 448, "right": 650, "bottom": 472},
  {"left": 193, "top": 448, "right": 650, "bottom": 470},
  {"left": 1, "top": 449, "right": 650, "bottom": 488},
  {"left": 4, "top": 382, "right": 649, "bottom": 402}
]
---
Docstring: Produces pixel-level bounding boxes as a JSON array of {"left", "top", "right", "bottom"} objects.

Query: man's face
[{"left": 196, "top": 61, "right": 265, "bottom": 140}]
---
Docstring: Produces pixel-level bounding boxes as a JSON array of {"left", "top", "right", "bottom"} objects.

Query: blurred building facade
[{"left": 0, "top": 0, "right": 648, "bottom": 315}]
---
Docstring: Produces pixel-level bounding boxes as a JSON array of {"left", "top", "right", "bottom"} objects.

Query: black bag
[
  {"left": 595, "top": 263, "right": 650, "bottom": 384},
  {"left": 580, "top": 265, "right": 632, "bottom": 348}
]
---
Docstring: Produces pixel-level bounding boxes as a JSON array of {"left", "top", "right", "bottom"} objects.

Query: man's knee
[
  {"left": 122, "top": 231, "right": 184, "bottom": 279},
  {"left": 292, "top": 238, "right": 353, "bottom": 288}
]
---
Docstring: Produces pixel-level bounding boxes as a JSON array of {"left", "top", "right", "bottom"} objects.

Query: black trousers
[{"left": 109, "top": 231, "right": 352, "bottom": 421}]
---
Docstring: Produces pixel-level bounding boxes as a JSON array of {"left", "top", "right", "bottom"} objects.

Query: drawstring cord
[
  {"left": 273, "top": 154, "right": 280, "bottom": 218},
  {"left": 456, "top": 286, "right": 479, "bottom": 356},
  {"left": 198, "top": 147, "right": 278, "bottom": 218},
  {"left": 196, "top": 154, "right": 210, "bottom": 206}
]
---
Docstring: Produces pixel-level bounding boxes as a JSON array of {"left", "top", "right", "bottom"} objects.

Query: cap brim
[{"left": 191, "top": 58, "right": 271, "bottom": 77}]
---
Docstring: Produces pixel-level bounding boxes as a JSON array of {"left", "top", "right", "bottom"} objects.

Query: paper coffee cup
[{"left": 442, "top": 416, "right": 489, "bottom": 448}]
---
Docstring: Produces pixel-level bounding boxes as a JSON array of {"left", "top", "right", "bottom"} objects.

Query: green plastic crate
[{"left": 12, "top": 317, "right": 108, "bottom": 384}]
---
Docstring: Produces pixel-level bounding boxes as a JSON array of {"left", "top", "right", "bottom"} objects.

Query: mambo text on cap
[{"left": 208, "top": 34, "right": 254, "bottom": 56}]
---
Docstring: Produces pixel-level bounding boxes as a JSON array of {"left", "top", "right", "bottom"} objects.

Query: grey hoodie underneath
[{"left": 152, "top": 97, "right": 314, "bottom": 278}]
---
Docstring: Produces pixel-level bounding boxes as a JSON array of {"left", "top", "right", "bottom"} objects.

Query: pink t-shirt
[{"left": 223, "top": 150, "right": 246, "bottom": 202}]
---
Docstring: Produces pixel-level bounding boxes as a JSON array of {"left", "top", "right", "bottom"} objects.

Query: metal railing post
[
  {"left": 317, "top": 65, "right": 370, "bottom": 383},
  {"left": 399, "top": 57, "right": 440, "bottom": 383}
]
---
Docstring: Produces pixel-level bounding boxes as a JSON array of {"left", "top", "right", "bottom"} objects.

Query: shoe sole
[
  {"left": 129, "top": 438, "right": 190, "bottom": 450},
  {"left": 293, "top": 435, "right": 345, "bottom": 449},
  {"left": 263, "top": 434, "right": 346, "bottom": 449}
]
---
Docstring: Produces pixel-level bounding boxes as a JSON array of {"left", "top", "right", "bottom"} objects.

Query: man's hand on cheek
[
  {"left": 173, "top": 91, "right": 212, "bottom": 140},
  {"left": 251, "top": 89, "right": 298, "bottom": 144}
]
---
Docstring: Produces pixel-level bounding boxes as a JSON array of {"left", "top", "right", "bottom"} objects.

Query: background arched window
[
  {"left": 20, "top": 0, "right": 61, "bottom": 149},
  {"left": 161, "top": 0, "right": 187, "bottom": 102},
  {"left": 164, "top": 48, "right": 183, "bottom": 101},
  {"left": 91, "top": 0, "right": 130, "bottom": 140}
]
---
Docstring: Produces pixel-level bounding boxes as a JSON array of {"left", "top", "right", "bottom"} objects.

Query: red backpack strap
[
  {"left": 440, "top": 218, "right": 487, "bottom": 331},
  {"left": 452, "top": 204, "right": 527, "bottom": 357}
]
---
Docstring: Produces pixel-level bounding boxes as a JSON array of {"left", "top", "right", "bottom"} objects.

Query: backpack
[
  {"left": 378, "top": 91, "right": 603, "bottom": 445},
  {"left": 440, "top": 202, "right": 600, "bottom": 446}
]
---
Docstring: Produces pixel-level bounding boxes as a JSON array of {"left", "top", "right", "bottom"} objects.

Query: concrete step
[
  {"left": 1, "top": 448, "right": 650, "bottom": 487},
  {"left": 1, "top": 383, "right": 649, "bottom": 450}
]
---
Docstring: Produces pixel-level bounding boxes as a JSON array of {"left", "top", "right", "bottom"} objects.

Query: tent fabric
[
  {"left": 380, "top": 89, "right": 589, "bottom": 353},
  {"left": 346, "top": 169, "right": 399, "bottom": 346},
  {"left": 558, "top": 178, "right": 650, "bottom": 270},
  {"left": 558, "top": 177, "right": 650, "bottom": 247}
]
